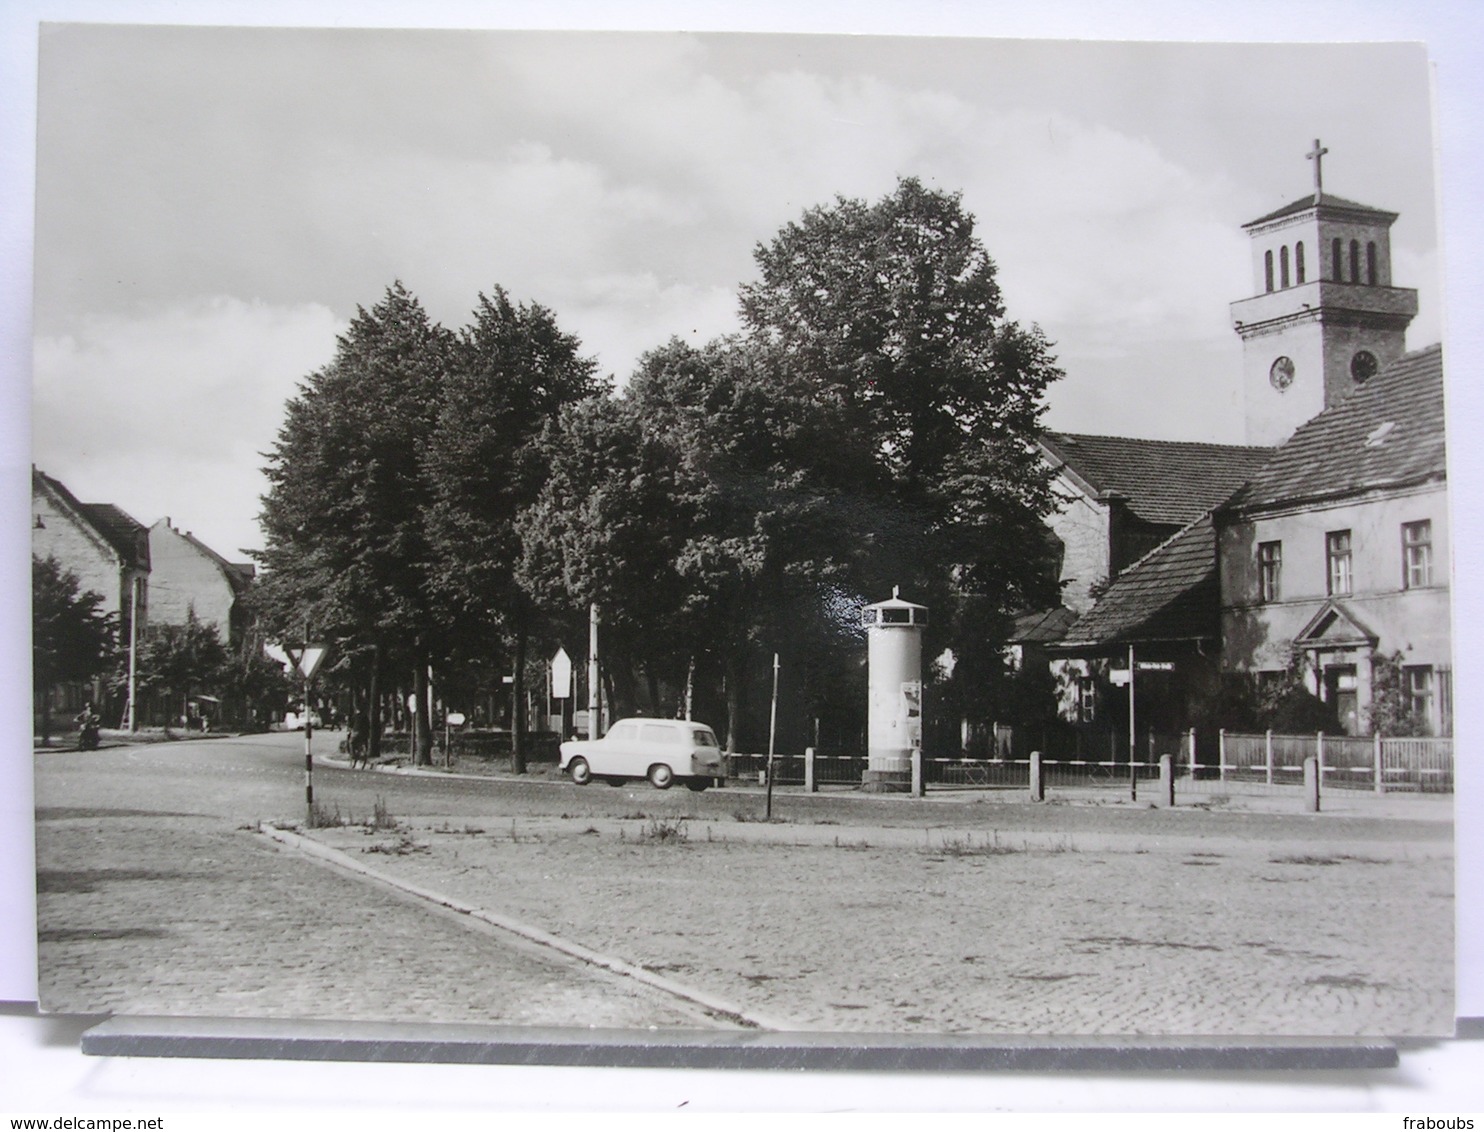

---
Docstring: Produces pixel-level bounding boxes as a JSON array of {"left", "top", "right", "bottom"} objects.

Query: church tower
[{"left": 1231, "top": 140, "right": 1417, "bottom": 446}]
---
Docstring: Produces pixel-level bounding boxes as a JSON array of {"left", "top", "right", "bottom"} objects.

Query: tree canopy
[
  {"left": 32, "top": 555, "right": 116, "bottom": 743},
  {"left": 257, "top": 178, "right": 1064, "bottom": 757}
]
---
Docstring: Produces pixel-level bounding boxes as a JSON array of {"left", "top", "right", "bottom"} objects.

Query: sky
[{"left": 26, "top": 27, "right": 1443, "bottom": 561}]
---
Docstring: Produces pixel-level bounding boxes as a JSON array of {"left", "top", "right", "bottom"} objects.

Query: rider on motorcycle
[{"left": 75, "top": 704, "right": 100, "bottom": 750}]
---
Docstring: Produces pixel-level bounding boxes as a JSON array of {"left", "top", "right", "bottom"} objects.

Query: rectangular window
[
  {"left": 1077, "top": 676, "right": 1096, "bottom": 723},
  {"left": 1258, "top": 541, "right": 1282, "bottom": 603},
  {"left": 1404, "top": 665, "right": 1434, "bottom": 729},
  {"left": 1326, "top": 530, "right": 1352, "bottom": 596},
  {"left": 1402, "top": 520, "right": 1433, "bottom": 588}
]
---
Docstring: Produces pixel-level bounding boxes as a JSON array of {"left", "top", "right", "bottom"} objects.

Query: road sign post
[{"left": 284, "top": 642, "right": 327, "bottom": 824}]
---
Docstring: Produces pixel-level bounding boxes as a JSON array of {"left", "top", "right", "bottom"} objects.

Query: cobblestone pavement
[
  {"left": 33, "top": 739, "right": 735, "bottom": 1029},
  {"left": 33, "top": 732, "right": 1453, "bottom": 1036}
]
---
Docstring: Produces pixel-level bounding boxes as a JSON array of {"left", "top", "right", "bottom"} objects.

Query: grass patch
[
  {"left": 931, "top": 831, "right": 1071, "bottom": 856},
  {"left": 308, "top": 800, "right": 350, "bottom": 829},
  {"left": 641, "top": 816, "right": 690, "bottom": 844},
  {"left": 363, "top": 832, "right": 429, "bottom": 856},
  {"left": 1269, "top": 854, "right": 1388, "bottom": 867},
  {"left": 369, "top": 795, "right": 398, "bottom": 832}
]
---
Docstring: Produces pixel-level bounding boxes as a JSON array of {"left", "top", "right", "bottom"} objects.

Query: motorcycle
[{"left": 76, "top": 712, "right": 100, "bottom": 751}]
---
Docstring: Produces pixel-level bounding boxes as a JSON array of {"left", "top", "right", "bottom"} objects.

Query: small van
[{"left": 559, "top": 718, "right": 725, "bottom": 791}]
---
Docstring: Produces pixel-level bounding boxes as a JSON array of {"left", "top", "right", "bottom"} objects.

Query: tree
[
  {"left": 257, "top": 282, "right": 453, "bottom": 763},
  {"left": 134, "top": 608, "right": 229, "bottom": 729},
  {"left": 425, "top": 288, "right": 602, "bottom": 772},
  {"left": 1367, "top": 651, "right": 1430, "bottom": 737},
  {"left": 32, "top": 555, "right": 116, "bottom": 745},
  {"left": 740, "top": 177, "right": 1064, "bottom": 730}
]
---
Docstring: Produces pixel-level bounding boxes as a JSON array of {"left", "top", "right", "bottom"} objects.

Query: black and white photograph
[{"left": 8, "top": 4, "right": 1482, "bottom": 1110}]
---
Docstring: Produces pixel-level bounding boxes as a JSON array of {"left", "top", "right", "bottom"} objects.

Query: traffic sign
[
  {"left": 551, "top": 647, "right": 572, "bottom": 699},
  {"left": 284, "top": 644, "right": 328, "bottom": 681},
  {"left": 1136, "top": 661, "right": 1175, "bottom": 672}
]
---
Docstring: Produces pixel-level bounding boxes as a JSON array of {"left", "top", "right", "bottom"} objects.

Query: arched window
[
  {"left": 1367, "top": 241, "right": 1378, "bottom": 285},
  {"left": 1296, "top": 241, "right": 1306, "bottom": 284},
  {"left": 1332, "top": 237, "right": 1343, "bottom": 280},
  {"left": 1350, "top": 239, "right": 1360, "bottom": 283},
  {"left": 1280, "top": 245, "right": 1290, "bottom": 289},
  {"left": 1264, "top": 249, "right": 1274, "bottom": 293}
]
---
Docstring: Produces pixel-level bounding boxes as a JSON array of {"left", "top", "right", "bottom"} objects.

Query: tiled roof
[
  {"left": 1225, "top": 345, "right": 1445, "bottom": 513},
  {"left": 1041, "top": 432, "right": 1274, "bottom": 526},
  {"left": 1244, "top": 192, "right": 1398, "bottom": 228},
  {"left": 33, "top": 468, "right": 149, "bottom": 569},
  {"left": 1008, "top": 605, "right": 1078, "bottom": 645},
  {"left": 79, "top": 503, "right": 150, "bottom": 565},
  {"left": 1056, "top": 514, "right": 1218, "bottom": 649}
]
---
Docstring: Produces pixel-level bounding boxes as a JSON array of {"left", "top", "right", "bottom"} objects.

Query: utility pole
[
  {"left": 588, "top": 603, "right": 600, "bottom": 738},
  {"left": 765, "top": 652, "right": 779, "bottom": 820},
  {"left": 126, "top": 574, "right": 140, "bottom": 731}
]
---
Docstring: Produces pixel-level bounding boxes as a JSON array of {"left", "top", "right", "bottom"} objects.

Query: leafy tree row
[{"left": 254, "top": 178, "right": 1064, "bottom": 760}]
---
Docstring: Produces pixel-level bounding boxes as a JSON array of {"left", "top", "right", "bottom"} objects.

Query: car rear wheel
[
  {"left": 648, "top": 763, "right": 674, "bottom": 790},
  {"left": 568, "top": 757, "right": 591, "bottom": 786}
]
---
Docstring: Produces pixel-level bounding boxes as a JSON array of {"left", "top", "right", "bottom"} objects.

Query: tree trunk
[
  {"left": 367, "top": 644, "right": 382, "bottom": 760},
  {"left": 511, "top": 626, "right": 528, "bottom": 775},
  {"left": 413, "top": 661, "right": 432, "bottom": 766},
  {"left": 602, "top": 667, "right": 618, "bottom": 734},
  {"left": 645, "top": 667, "right": 661, "bottom": 716},
  {"left": 724, "top": 651, "right": 746, "bottom": 753}
]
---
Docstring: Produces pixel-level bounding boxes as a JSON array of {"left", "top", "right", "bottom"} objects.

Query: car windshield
[{"left": 692, "top": 729, "right": 718, "bottom": 747}]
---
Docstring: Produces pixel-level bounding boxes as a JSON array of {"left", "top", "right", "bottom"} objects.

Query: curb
[{"left": 260, "top": 824, "right": 794, "bottom": 1032}]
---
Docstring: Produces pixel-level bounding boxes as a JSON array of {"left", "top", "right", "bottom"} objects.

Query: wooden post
[
  {"left": 1304, "top": 755, "right": 1320, "bottom": 812},
  {"left": 1265, "top": 729, "right": 1274, "bottom": 786},
  {"left": 805, "top": 746, "right": 816, "bottom": 794},
  {"left": 1127, "top": 645, "right": 1137, "bottom": 802},
  {"left": 1159, "top": 753, "right": 1174, "bottom": 808},
  {"left": 1188, "top": 728, "right": 1197, "bottom": 780},
  {"left": 1030, "top": 750, "right": 1044, "bottom": 803},
  {"left": 1374, "top": 732, "right": 1385, "bottom": 795},
  {"left": 1218, "top": 728, "right": 1227, "bottom": 782},
  {"left": 911, "top": 748, "right": 924, "bottom": 798}
]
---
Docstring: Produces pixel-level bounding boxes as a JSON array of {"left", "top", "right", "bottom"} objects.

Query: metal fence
[
  {"left": 724, "top": 728, "right": 1452, "bottom": 798},
  {"left": 1212, "top": 731, "right": 1453, "bottom": 794}
]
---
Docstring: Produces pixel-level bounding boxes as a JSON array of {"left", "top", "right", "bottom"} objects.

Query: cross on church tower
[{"left": 1307, "top": 138, "right": 1329, "bottom": 199}]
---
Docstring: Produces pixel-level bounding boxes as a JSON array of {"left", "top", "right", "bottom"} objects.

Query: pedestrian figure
[
  {"left": 75, "top": 704, "right": 100, "bottom": 751},
  {"left": 349, "top": 708, "right": 370, "bottom": 769}
]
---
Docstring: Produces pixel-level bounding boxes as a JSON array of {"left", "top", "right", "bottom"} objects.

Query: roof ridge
[{"left": 1045, "top": 430, "right": 1272, "bottom": 453}]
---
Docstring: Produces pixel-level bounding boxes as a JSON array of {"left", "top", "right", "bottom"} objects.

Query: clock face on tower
[
  {"left": 1351, "top": 349, "right": 1379, "bottom": 383},
  {"left": 1269, "top": 356, "right": 1295, "bottom": 392}
]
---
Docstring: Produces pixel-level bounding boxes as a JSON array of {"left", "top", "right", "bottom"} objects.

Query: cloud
[{"left": 33, "top": 297, "right": 343, "bottom": 556}]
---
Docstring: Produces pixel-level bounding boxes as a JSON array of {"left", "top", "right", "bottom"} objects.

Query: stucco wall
[
  {"left": 32, "top": 491, "right": 140, "bottom": 622},
  {"left": 148, "top": 522, "right": 236, "bottom": 639},
  {"left": 1219, "top": 483, "right": 1451, "bottom": 728},
  {"left": 1047, "top": 472, "right": 1109, "bottom": 614}
]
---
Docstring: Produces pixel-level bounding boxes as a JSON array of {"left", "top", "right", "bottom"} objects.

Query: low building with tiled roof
[
  {"left": 1044, "top": 514, "right": 1225, "bottom": 750},
  {"left": 1215, "top": 345, "right": 1450, "bottom": 736},
  {"left": 1038, "top": 431, "right": 1273, "bottom": 613}
]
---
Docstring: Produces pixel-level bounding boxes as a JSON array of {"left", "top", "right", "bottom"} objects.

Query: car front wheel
[
  {"left": 568, "top": 757, "right": 592, "bottom": 786},
  {"left": 648, "top": 763, "right": 674, "bottom": 790}
]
